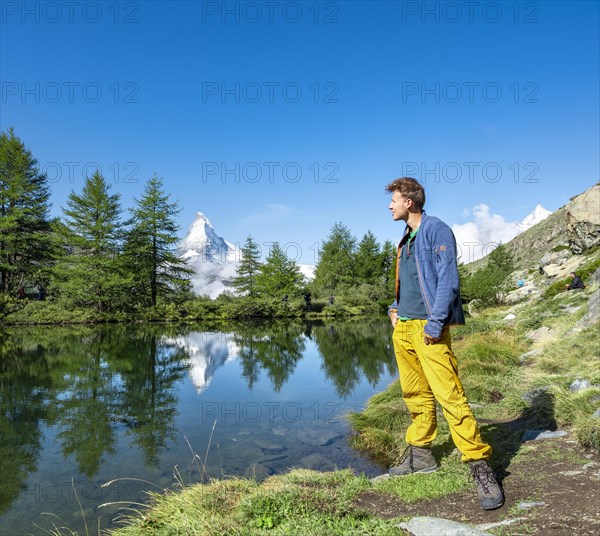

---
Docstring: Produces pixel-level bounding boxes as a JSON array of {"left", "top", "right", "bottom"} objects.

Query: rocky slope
[{"left": 467, "top": 183, "right": 599, "bottom": 274}]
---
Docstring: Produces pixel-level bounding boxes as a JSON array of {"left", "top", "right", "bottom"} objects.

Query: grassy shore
[{"left": 45, "top": 281, "right": 600, "bottom": 535}]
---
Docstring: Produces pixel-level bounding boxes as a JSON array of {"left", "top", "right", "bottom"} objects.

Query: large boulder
[
  {"left": 566, "top": 185, "right": 600, "bottom": 254},
  {"left": 538, "top": 249, "right": 571, "bottom": 271}
]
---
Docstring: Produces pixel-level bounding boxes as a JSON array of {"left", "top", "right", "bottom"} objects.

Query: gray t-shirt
[{"left": 397, "top": 234, "right": 428, "bottom": 319}]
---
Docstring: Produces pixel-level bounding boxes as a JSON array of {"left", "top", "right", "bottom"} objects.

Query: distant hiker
[
  {"left": 329, "top": 294, "right": 334, "bottom": 306},
  {"left": 517, "top": 279, "right": 525, "bottom": 288},
  {"left": 566, "top": 272, "right": 585, "bottom": 290},
  {"left": 38, "top": 284, "right": 46, "bottom": 301},
  {"left": 376, "top": 177, "right": 504, "bottom": 511},
  {"left": 16, "top": 286, "right": 26, "bottom": 299},
  {"left": 304, "top": 291, "right": 312, "bottom": 311}
]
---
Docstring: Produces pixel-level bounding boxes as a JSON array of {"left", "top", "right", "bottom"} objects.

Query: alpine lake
[{"left": 0, "top": 318, "right": 397, "bottom": 535}]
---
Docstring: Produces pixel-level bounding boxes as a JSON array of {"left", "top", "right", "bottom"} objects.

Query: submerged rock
[
  {"left": 253, "top": 439, "right": 287, "bottom": 454},
  {"left": 300, "top": 453, "right": 334, "bottom": 471},
  {"left": 296, "top": 429, "right": 343, "bottom": 446},
  {"left": 244, "top": 462, "right": 274, "bottom": 480}
]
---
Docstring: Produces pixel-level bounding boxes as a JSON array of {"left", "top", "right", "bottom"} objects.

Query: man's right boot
[{"left": 388, "top": 445, "right": 439, "bottom": 476}]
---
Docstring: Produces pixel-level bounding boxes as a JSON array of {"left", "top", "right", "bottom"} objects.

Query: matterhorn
[{"left": 179, "top": 212, "right": 241, "bottom": 298}]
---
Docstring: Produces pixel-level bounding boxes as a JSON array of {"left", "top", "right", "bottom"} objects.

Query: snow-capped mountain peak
[
  {"left": 180, "top": 212, "right": 235, "bottom": 261},
  {"left": 517, "top": 204, "right": 552, "bottom": 231},
  {"left": 179, "top": 212, "right": 240, "bottom": 298}
]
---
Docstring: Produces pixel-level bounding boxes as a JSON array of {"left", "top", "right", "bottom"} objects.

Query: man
[
  {"left": 566, "top": 272, "right": 585, "bottom": 291},
  {"left": 377, "top": 177, "right": 504, "bottom": 511}
]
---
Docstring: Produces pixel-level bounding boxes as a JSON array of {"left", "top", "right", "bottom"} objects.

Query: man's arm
[{"left": 423, "top": 224, "right": 461, "bottom": 340}]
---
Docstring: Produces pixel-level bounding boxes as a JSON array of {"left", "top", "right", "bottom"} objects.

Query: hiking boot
[
  {"left": 469, "top": 459, "right": 505, "bottom": 510},
  {"left": 388, "top": 445, "right": 439, "bottom": 476}
]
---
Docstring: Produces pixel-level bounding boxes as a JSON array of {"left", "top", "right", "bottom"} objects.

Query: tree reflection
[
  {"left": 234, "top": 320, "right": 306, "bottom": 391},
  {"left": 0, "top": 330, "right": 50, "bottom": 514},
  {"left": 110, "top": 326, "right": 190, "bottom": 466},
  {"left": 313, "top": 318, "right": 396, "bottom": 398}
]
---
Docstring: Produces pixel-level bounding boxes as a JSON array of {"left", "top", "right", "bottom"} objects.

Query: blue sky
[{"left": 2, "top": 0, "right": 598, "bottom": 265}]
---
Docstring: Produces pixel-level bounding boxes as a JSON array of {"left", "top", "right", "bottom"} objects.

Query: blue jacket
[{"left": 389, "top": 212, "right": 465, "bottom": 338}]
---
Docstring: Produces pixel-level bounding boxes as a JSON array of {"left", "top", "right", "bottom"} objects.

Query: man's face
[{"left": 389, "top": 190, "right": 411, "bottom": 221}]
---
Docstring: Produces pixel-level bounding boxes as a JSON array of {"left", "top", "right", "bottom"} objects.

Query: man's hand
[
  {"left": 390, "top": 312, "right": 398, "bottom": 328},
  {"left": 424, "top": 333, "right": 441, "bottom": 345}
]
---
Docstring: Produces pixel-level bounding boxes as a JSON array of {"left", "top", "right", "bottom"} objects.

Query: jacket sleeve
[{"left": 424, "top": 225, "right": 461, "bottom": 339}]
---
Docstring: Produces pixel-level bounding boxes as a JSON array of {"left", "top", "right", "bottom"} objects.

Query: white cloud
[
  {"left": 241, "top": 204, "right": 298, "bottom": 225},
  {"left": 452, "top": 204, "right": 520, "bottom": 264}
]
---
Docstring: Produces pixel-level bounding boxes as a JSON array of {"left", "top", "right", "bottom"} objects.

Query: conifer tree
[
  {"left": 54, "top": 171, "right": 127, "bottom": 312},
  {"left": 255, "top": 242, "right": 303, "bottom": 298},
  {"left": 232, "top": 235, "right": 262, "bottom": 297},
  {"left": 124, "top": 174, "right": 191, "bottom": 307},
  {"left": 313, "top": 222, "right": 356, "bottom": 293},
  {"left": 354, "top": 230, "right": 382, "bottom": 283},
  {"left": 381, "top": 239, "right": 397, "bottom": 295},
  {"left": 0, "top": 128, "right": 53, "bottom": 294}
]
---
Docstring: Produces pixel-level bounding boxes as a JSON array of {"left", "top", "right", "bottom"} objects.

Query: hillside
[{"left": 466, "top": 183, "right": 599, "bottom": 274}]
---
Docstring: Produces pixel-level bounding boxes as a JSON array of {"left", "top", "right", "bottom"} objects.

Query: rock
[
  {"left": 525, "top": 326, "right": 555, "bottom": 342},
  {"left": 519, "top": 349, "right": 541, "bottom": 363},
  {"left": 591, "top": 266, "right": 600, "bottom": 286},
  {"left": 503, "top": 313, "right": 517, "bottom": 321},
  {"left": 576, "top": 288, "right": 600, "bottom": 329},
  {"left": 522, "top": 429, "right": 568, "bottom": 442},
  {"left": 397, "top": 516, "right": 493, "bottom": 536},
  {"left": 300, "top": 453, "right": 334, "bottom": 470},
  {"left": 570, "top": 379, "right": 591, "bottom": 392},
  {"left": 591, "top": 408, "right": 600, "bottom": 419},
  {"left": 521, "top": 386, "right": 551, "bottom": 405},
  {"left": 516, "top": 500, "right": 547, "bottom": 510},
  {"left": 467, "top": 299, "right": 483, "bottom": 317},
  {"left": 256, "top": 454, "right": 288, "bottom": 464},
  {"left": 542, "top": 263, "right": 562, "bottom": 277},
  {"left": 253, "top": 439, "right": 287, "bottom": 454},
  {"left": 566, "top": 184, "right": 600, "bottom": 253},
  {"left": 296, "top": 429, "right": 343, "bottom": 447},
  {"left": 562, "top": 305, "right": 582, "bottom": 314},
  {"left": 539, "top": 249, "right": 571, "bottom": 270},
  {"left": 477, "top": 518, "right": 528, "bottom": 530},
  {"left": 244, "top": 462, "right": 274, "bottom": 480}
]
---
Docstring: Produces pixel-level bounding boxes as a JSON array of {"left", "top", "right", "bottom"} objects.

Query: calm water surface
[{"left": 0, "top": 319, "right": 397, "bottom": 535}]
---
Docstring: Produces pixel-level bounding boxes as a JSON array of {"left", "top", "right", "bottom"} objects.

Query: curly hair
[{"left": 385, "top": 177, "right": 425, "bottom": 211}]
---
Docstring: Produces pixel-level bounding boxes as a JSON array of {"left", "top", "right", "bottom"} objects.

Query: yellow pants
[{"left": 392, "top": 319, "right": 492, "bottom": 462}]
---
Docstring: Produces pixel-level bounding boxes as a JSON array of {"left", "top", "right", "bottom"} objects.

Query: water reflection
[{"left": 0, "top": 319, "right": 396, "bottom": 533}]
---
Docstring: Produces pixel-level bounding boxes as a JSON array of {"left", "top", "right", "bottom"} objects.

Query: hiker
[
  {"left": 565, "top": 272, "right": 585, "bottom": 291},
  {"left": 37, "top": 284, "right": 46, "bottom": 301},
  {"left": 16, "top": 286, "right": 26, "bottom": 299},
  {"left": 329, "top": 294, "right": 334, "bottom": 306},
  {"left": 376, "top": 177, "right": 504, "bottom": 511}
]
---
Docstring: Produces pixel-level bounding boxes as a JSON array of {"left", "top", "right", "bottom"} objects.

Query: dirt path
[{"left": 355, "top": 436, "right": 600, "bottom": 535}]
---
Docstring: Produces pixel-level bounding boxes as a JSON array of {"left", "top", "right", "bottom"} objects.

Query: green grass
[{"left": 106, "top": 470, "right": 402, "bottom": 536}]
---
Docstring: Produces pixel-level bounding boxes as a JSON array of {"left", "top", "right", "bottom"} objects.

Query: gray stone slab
[{"left": 397, "top": 516, "right": 493, "bottom": 536}]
